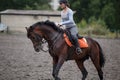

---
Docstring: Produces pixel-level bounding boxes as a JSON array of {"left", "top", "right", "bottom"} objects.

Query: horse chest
[{"left": 49, "top": 43, "right": 64, "bottom": 57}]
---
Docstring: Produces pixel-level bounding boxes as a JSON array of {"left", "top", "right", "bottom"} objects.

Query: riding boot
[{"left": 72, "top": 36, "right": 83, "bottom": 55}]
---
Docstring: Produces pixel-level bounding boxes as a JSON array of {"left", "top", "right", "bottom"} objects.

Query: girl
[{"left": 59, "top": 0, "right": 82, "bottom": 54}]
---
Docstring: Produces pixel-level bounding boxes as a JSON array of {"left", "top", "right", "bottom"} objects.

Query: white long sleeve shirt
[{"left": 60, "top": 8, "right": 76, "bottom": 28}]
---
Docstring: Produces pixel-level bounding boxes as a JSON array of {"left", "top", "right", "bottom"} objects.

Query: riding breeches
[
  {"left": 66, "top": 25, "right": 80, "bottom": 47},
  {"left": 67, "top": 26, "right": 78, "bottom": 39}
]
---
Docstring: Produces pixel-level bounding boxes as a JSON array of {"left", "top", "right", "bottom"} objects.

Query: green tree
[
  {"left": 69, "top": 0, "right": 120, "bottom": 30},
  {"left": 69, "top": 0, "right": 90, "bottom": 23},
  {"left": 114, "top": 0, "right": 120, "bottom": 30},
  {"left": 0, "top": 0, "right": 52, "bottom": 11},
  {"left": 100, "top": 2, "right": 115, "bottom": 30}
]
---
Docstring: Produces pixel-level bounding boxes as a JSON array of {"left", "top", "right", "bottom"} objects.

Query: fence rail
[{"left": 79, "top": 28, "right": 120, "bottom": 39}]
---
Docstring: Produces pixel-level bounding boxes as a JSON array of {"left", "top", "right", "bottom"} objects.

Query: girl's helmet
[{"left": 59, "top": 0, "right": 68, "bottom": 4}]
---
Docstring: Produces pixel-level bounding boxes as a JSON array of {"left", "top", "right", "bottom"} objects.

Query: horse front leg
[
  {"left": 52, "top": 56, "right": 65, "bottom": 80},
  {"left": 52, "top": 57, "right": 58, "bottom": 79}
]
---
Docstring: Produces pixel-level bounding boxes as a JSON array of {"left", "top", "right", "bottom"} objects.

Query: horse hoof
[{"left": 55, "top": 77, "right": 61, "bottom": 80}]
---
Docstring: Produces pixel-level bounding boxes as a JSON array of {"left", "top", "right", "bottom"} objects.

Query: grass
[{"left": 78, "top": 28, "right": 120, "bottom": 39}]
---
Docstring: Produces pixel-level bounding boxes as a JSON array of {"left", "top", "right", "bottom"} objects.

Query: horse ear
[{"left": 25, "top": 27, "right": 28, "bottom": 32}]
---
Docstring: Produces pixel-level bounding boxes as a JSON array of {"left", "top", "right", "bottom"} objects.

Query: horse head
[
  {"left": 26, "top": 20, "right": 63, "bottom": 52},
  {"left": 25, "top": 23, "right": 44, "bottom": 52}
]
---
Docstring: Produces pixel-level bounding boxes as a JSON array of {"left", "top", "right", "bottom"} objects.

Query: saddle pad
[{"left": 63, "top": 33, "right": 88, "bottom": 48}]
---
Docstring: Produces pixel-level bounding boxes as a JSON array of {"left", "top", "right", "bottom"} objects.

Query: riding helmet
[{"left": 59, "top": 0, "right": 68, "bottom": 4}]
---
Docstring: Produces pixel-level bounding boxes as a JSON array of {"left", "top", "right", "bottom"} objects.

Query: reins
[
  {"left": 33, "top": 32, "right": 48, "bottom": 52},
  {"left": 49, "top": 32, "right": 62, "bottom": 54},
  {"left": 33, "top": 31, "right": 62, "bottom": 53}
]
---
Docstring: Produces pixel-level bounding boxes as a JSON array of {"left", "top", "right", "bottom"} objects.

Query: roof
[{"left": 0, "top": 9, "right": 61, "bottom": 16}]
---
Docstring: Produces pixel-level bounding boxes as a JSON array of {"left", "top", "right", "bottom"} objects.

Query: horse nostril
[{"left": 34, "top": 44, "right": 41, "bottom": 52}]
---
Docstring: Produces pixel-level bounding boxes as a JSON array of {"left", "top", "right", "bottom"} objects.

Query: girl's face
[{"left": 59, "top": 3, "right": 66, "bottom": 9}]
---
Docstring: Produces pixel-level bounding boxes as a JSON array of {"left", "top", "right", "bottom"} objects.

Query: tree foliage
[
  {"left": 0, "top": 0, "right": 119, "bottom": 30},
  {"left": 0, "top": 0, "right": 51, "bottom": 11},
  {"left": 69, "top": 0, "right": 120, "bottom": 30}
]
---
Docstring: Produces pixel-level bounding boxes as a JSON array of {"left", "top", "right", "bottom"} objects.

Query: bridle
[
  {"left": 29, "top": 31, "right": 48, "bottom": 52},
  {"left": 49, "top": 32, "right": 62, "bottom": 54},
  {"left": 33, "top": 31, "right": 61, "bottom": 53},
  {"left": 27, "top": 24, "right": 62, "bottom": 53}
]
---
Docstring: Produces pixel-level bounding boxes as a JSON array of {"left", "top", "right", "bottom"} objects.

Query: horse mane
[
  {"left": 44, "top": 20, "right": 63, "bottom": 33},
  {"left": 29, "top": 20, "right": 63, "bottom": 32},
  {"left": 27, "top": 20, "right": 63, "bottom": 37}
]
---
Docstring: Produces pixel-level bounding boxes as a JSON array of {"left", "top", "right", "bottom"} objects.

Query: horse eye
[{"left": 32, "top": 37, "right": 36, "bottom": 40}]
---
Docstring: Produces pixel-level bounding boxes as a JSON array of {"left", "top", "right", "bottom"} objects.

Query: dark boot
[{"left": 72, "top": 36, "right": 82, "bottom": 55}]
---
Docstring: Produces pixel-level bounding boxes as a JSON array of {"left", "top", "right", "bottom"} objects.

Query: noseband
[{"left": 29, "top": 31, "right": 48, "bottom": 52}]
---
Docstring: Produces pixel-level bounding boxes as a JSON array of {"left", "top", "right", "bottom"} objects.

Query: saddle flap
[{"left": 64, "top": 33, "right": 88, "bottom": 48}]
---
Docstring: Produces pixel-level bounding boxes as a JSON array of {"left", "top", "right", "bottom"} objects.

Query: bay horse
[{"left": 26, "top": 20, "right": 105, "bottom": 80}]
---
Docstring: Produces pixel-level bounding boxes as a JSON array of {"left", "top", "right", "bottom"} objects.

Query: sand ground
[{"left": 0, "top": 33, "right": 120, "bottom": 80}]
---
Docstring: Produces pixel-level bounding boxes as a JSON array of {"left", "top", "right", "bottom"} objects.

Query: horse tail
[{"left": 96, "top": 41, "right": 105, "bottom": 67}]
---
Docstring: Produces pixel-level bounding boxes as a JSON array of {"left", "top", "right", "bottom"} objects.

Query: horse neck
[{"left": 41, "top": 27, "right": 61, "bottom": 45}]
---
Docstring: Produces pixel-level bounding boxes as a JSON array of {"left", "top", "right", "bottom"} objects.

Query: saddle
[{"left": 63, "top": 31, "right": 88, "bottom": 48}]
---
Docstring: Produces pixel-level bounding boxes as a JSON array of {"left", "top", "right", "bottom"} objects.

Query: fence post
[
  {"left": 88, "top": 25, "right": 92, "bottom": 37},
  {"left": 115, "top": 30, "right": 119, "bottom": 38},
  {"left": 6, "top": 26, "right": 9, "bottom": 34}
]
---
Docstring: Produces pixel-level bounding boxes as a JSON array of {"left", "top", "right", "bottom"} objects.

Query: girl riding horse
[
  {"left": 58, "top": 0, "right": 82, "bottom": 54},
  {"left": 26, "top": 20, "right": 105, "bottom": 80}
]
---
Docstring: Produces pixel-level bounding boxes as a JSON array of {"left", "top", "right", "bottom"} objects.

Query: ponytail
[{"left": 66, "top": 3, "right": 70, "bottom": 7}]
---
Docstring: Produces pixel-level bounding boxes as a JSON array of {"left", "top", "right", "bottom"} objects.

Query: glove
[
  {"left": 59, "top": 25, "right": 66, "bottom": 30},
  {"left": 55, "top": 22, "right": 66, "bottom": 30}
]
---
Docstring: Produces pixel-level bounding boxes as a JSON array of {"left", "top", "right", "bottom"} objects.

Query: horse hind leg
[
  {"left": 90, "top": 54, "right": 103, "bottom": 80},
  {"left": 75, "top": 60, "right": 88, "bottom": 80}
]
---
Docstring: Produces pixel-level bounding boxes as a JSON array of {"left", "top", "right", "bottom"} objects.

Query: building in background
[{"left": 0, "top": 9, "right": 61, "bottom": 32}]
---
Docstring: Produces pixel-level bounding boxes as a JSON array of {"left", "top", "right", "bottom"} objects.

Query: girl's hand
[
  {"left": 59, "top": 25, "right": 66, "bottom": 30},
  {"left": 58, "top": 24, "right": 62, "bottom": 27}
]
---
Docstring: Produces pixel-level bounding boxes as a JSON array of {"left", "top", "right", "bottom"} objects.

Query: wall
[{"left": 1, "top": 15, "right": 61, "bottom": 32}]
